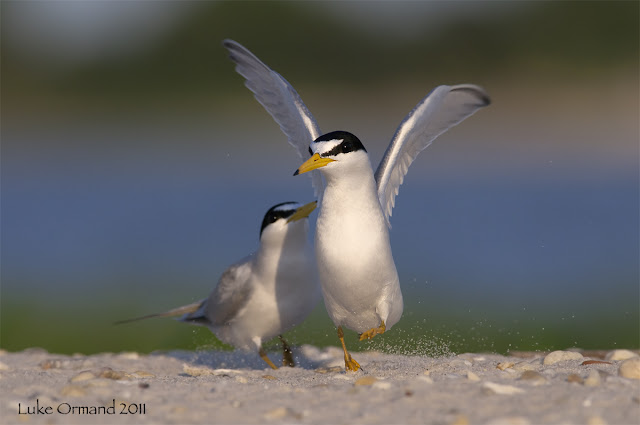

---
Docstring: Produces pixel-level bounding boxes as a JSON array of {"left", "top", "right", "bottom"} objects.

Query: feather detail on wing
[
  {"left": 190, "top": 258, "right": 255, "bottom": 326},
  {"left": 375, "top": 84, "right": 491, "bottom": 227},
  {"left": 223, "top": 39, "right": 324, "bottom": 200}
]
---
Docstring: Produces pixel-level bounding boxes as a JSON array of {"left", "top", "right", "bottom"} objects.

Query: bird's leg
[
  {"left": 337, "top": 326, "right": 360, "bottom": 372},
  {"left": 259, "top": 347, "right": 278, "bottom": 370},
  {"left": 279, "top": 335, "right": 295, "bottom": 367},
  {"left": 359, "top": 320, "right": 386, "bottom": 341}
]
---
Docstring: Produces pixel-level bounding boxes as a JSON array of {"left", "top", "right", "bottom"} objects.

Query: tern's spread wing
[
  {"left": 223, "top": 39, "right": 324, "bottom": 199},
  {"left": 375, "top": 84, "right": 490, "bottom": 226},
  {"left": 189, "top": 258, "right": 254, "bottom": 326}
]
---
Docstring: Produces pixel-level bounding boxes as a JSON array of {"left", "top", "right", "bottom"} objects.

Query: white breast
[{"left": 315, "top": 165, "right": 403, "bottom": 333}]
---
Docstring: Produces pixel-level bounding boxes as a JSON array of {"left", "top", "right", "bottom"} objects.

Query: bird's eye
[
  {"left": 269, "top": 215, "right": 278, "bottom": 224},
  {"left": 341, "top": 141, "right": 350, "bottom": 152}
]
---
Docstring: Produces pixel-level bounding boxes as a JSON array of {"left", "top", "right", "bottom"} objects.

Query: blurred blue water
[{"left": 3, "top": 132, "right": 638, "bottom": 323}]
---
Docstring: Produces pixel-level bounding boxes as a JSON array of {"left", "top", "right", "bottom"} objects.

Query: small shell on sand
[
  {"left": 354, "top": 376, "right": 378, "bottom": 386},
  {"left": 483, "top": 381, "right": 525, "bottom": 395},
  {"left": 584, "top": 370, "right": 601, "bottom": 387},
  {"left": 519, "top": 370, "right": 547, "bottom": 385},
  {"left": 606, "top": 349, "right": 639, "bottom": 362},
  {"left": 618, "top": 357, "right": 640, "bottom": 379},
  {"left": 543, "top": 351, "right": 584, "bottom": 365},
  {"left": 497, "top": 362, "right": 515, "bottom": 371}
]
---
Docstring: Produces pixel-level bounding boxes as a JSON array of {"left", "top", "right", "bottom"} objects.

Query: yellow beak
[
  {"left": 293, "top": 153, "right": 336, "bottom": 176},
  {"left": 286, "top": 201, "right": 317, "bottom": 223}
]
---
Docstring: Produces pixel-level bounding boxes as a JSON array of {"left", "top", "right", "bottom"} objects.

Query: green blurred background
[{"left": 2, "top": 1, "right": 638, "bottom": 357}]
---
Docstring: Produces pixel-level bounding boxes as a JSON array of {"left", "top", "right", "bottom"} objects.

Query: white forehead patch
[
  {"left": 311, "top": 139, "right": 342, "bottom": 154},
  {"left": 273, "top": 202, "right": 299, "bottom": 212}
]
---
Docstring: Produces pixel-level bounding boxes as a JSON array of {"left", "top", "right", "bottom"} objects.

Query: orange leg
[
  {"left": 338, "top": 326, "right": 360, "bottom": 372},
  {"left": 359, "top": 320, "right": 386, "bottom": 341},
  {"left": 259, "top": 347, "right": 278, "bottom": 370}
]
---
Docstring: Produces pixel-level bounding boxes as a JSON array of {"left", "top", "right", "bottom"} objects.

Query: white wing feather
[
  {"left": 374, "top": 84, "right": 490, "bottom": 226},
  {"left": 223, "top": 39, "right": 324, "bottom": 199}
]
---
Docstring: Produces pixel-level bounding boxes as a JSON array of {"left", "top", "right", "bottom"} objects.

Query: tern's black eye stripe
[
  {"left": 315, "top": 131, "right": 366, "bottom": 157},
  {"left": 308, "top": 146, "right": 313, "bottom": 156},
  {"left": 260, "top": 202, "right": 297, "bottom": 238}
]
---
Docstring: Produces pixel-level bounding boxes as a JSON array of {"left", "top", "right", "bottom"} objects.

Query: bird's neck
[
  {"left": 321, "top": 164, "right": 381, "bottom": 214},
  {"left": 254, "top": 227, "right": 309, "bottom": 273}
]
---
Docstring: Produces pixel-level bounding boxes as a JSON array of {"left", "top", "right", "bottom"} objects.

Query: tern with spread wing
[
  {"left": 224, "top": 39, "right": 490, "bottom": 371},
  {"left": 118, "top": 201, "right": 320, "bottom": 369}
]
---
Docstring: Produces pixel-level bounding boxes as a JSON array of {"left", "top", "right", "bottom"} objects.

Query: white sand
[{"left": 0, "top": 346, "right": 638, "bottom": 424}]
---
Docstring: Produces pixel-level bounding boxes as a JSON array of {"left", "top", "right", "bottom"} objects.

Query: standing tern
[
  {"left": 118, "top": 201, "right": 320, "bottom": 369},
  {"left": 224, "top": 39, "right": 490, "bottom": 371}
]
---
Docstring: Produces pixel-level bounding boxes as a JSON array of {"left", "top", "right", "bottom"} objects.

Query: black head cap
[
  {"left": 314, "top": 131, "right": 367, "bottom": 157},
  {"left": 259, "top": 202, "right": 298, "bottom": 238}
]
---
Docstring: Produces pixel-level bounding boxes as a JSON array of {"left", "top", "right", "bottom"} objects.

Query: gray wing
[
  {"left": 374, "top": 84, "right": 490, "bottom": 226},
  {"left": 223, "top": 39, "right": 325, "bottom": 200},
  {"left": 184, "top": 257, "right": 254, "bottom": 326}
]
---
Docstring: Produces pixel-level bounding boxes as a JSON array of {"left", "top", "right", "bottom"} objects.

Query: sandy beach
[{"left": 1, "top": 346, "right": 638, "bottom": 425}]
